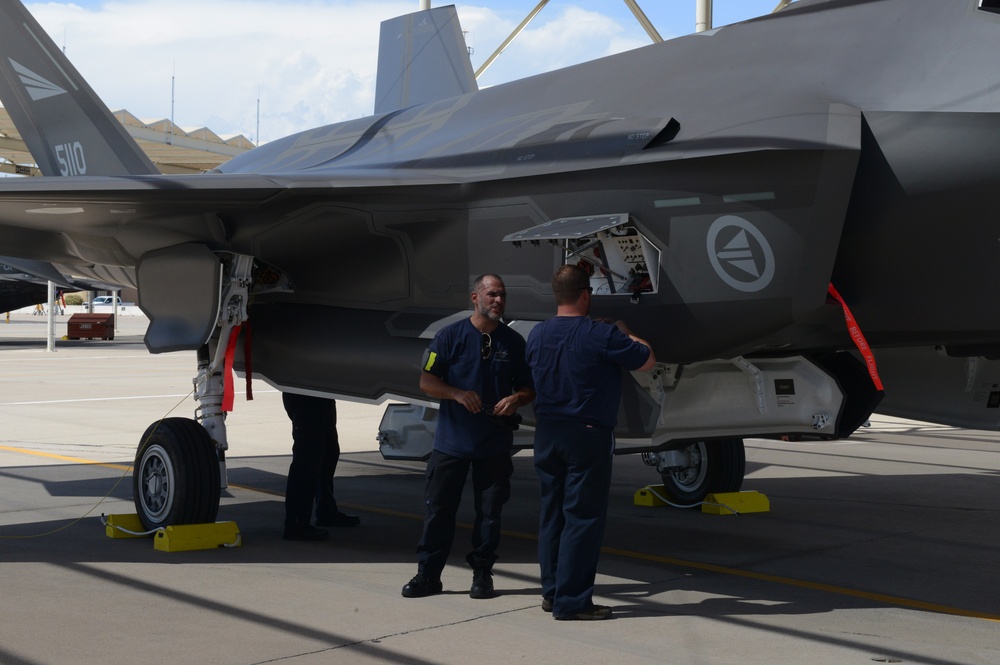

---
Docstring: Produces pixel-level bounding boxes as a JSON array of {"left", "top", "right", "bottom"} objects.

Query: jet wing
[
  {"left": 0, "top": 257, "right": 114, "bottom": 311},
  {"left": 0, "top": 174, "right": 275, "bottom": 268},
  {"left": 0, "top": 257, "right": 77, "bottom": 289},
  {"left": 0, "top": 278, "right": 48, "bottom": 312}
]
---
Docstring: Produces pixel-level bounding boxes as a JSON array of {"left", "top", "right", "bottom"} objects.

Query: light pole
[{"left": 696, "top": 0, "right": 713, "bottom": 32}]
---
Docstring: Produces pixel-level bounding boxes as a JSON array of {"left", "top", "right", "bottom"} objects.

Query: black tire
[
  {"left": 659, "top": 438, "right": 746, "bottom": 506},
  {"left": 132, "top": 417, "right": 221, "bottom": 530}
]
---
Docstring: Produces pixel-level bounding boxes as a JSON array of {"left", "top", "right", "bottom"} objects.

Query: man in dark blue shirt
[
  {"left": 402, "top": 274, "right": 535, "bottom": 600},
  {"left": 526, "top": 264, "right": 655, "bottom": 620}
]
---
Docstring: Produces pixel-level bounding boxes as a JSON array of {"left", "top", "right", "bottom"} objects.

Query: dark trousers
[
  {"left": 533, "top": 419, "right": 615, "bottom": 616},
  {"left": 415, "top": 449, "right": 514, "bottom": 580},
  {"left": 283, "top": 393, "right": 341, "bottom": 527}
]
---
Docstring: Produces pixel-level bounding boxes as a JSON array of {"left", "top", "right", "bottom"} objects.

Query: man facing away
[
  {"left": 526, "top": 264, "right": 656, "bottom": 620},
  {"left": 402, "top": 273, "right": 535, "bottom": 599}
]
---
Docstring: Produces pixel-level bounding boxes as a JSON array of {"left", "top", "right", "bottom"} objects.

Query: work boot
[
  {"left": 553, "top": 605, "right": 613, "bottom": 621},
  {"left": 469, "top": 568, "right": 495, "bottom": 599},
  {"left": 401, "top": 573, "right": 442, "bottom": 598}
]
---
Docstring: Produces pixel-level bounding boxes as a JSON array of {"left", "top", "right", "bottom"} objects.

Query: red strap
[
  {"left": 243, "top": 319, "right": 253, "bottom": 401},
  {"left": 828, "top": 283, "right": 883, "bottom": 391},
  {"left": 222, "top": 324, "right": 241, "bottom": 412}
]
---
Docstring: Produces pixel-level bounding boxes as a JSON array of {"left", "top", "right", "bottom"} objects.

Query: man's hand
[
  {"left": 421, "top": 371, "right": 482, "bottom": 412},
  {"left": 452, "top": 389, "right": 483, "bottom": 413},
  {"left": 493, "top": 394, "right": 519, "bottom": 416}
]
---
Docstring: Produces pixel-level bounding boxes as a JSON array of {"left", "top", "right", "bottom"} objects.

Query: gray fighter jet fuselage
[
  {"left": 220, "top": 0, "right": 1000, "bottom": 359},
  {"left": 1, "top": 0, "right": 998, "bottom": 527},
  {"left": 218, "top": 0, "right": 1000, "bottom": 442}
]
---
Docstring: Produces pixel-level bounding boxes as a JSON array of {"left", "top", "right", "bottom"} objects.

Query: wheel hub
[{"left": 138, "top": 446, "right": 173, "bottom": 521}]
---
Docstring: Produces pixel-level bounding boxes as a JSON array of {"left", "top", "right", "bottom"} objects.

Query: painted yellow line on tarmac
[
  {"left": 7, "top": 443, "right": 997, "bottom": 625},
  {"left": 0, "top": 445, "right": 131, "bottom": 472},
  {"left": 328, "top": 500, "right": 1000, "bottom": 624},
  {"left": 599, "top": 544, "right": 1000, "bottom": 624}
]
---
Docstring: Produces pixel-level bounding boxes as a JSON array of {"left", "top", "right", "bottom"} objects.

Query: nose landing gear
[{"left": 132, "top": 252, "right": 256, "bottom": 531}]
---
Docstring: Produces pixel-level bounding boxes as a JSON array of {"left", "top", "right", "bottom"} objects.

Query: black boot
[
  {"left": 401, "top": 573, "right": 442, "bottom": 598},
  {"left": 470, "top": 568, "right": 495, "bottom": 599}
]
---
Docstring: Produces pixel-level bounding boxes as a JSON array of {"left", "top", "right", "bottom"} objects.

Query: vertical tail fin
[
  {"left": 374, "top": 5, "right": 478, "bottom": 115},
  {"left": 0, "top": 1, "right": 158, "bottom": 176}
]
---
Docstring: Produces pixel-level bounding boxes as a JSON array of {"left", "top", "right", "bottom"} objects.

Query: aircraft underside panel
[
  {"left": 626, "top": 355, "right": 848, "bottom": 450},
  {"left": 239, "top": 302, "right": 432, "bottom": 401},
  {"left": 371, "top": 352, "right": 881, "bottom": 458},
  {"left": 239, "top": 299, "right": 880, "bottom": 449},
  {"left": 252, "top": 205, "right": 413, "bottom": 308},
  {"left": 874, "top": 346, "right": 1000, "bottom": 431}
]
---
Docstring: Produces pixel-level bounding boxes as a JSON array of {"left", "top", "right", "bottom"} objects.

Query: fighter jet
[
  {"left": 0, "top": 261, "right": 53, "bottom": 312},
  {"left": 0, "top": 257, "right": 118, "bottom": 313},
  {"left": 1, "top": 0, "right": 999, "bottom": 529}
]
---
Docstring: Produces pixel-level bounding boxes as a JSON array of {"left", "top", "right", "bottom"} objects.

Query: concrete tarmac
[{"left": 1, "top": 313, "right": 998, "bottom": 665}]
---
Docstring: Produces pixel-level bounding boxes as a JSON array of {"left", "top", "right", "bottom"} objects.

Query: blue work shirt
[
  {"left": 423, "top": 318, "right": 532, "bottom": 458},
  {"left": 526, "top": 316, "right": 651, "bottom": 428}
]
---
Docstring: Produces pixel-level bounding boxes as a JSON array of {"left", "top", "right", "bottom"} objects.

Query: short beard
[{"left": 477, "top": 300, "right": 503, "bottom": 322}]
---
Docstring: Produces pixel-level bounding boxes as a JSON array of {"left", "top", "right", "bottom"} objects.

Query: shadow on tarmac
[{"left": 2, "top": 449, "right": 999, "bottom": 622}]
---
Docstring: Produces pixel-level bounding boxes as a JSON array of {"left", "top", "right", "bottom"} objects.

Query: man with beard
[{"left": 401, "top": 273, "right": 535, "bottom": 600}]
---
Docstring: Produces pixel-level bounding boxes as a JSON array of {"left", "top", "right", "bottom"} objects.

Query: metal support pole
[
  {"left": 696, "top": 0, "right": 713, "bottom": 32},
  {"left": 623, "top": 0, "right": 663, "bottom": 42},
  {"left": 475, "top": 0, "right": 550, "bottom": 79},
  {"left": 473, "top": 0, "right": 663, "bottom": 79},
  {"left": 419, "top": 0, "right": 430, "bottom": 9},
  {"left": 46, "top": 280, "right": 55, "bottom": 352}
]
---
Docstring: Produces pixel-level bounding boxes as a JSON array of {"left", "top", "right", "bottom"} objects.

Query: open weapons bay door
[{"left": 502, "top": 213, "right": 660, "bottom": 302}]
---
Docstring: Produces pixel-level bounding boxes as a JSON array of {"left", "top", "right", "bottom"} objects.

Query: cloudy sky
[{"left": 20, "top": 0, "right": 782, "bottom": 144}]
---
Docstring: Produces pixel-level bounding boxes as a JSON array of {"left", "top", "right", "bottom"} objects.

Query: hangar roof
[{"left": 0, "top": 107, "right": 254, "bottom": 176}]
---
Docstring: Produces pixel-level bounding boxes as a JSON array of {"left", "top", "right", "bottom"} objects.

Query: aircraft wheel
[
  {"left": 659, "top": 439, "right": 746, "bottom": 506},
  {"left": 132, "top": 417, "right": 221, "bottom": 531}
]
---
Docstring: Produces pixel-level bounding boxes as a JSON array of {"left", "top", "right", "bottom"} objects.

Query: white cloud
[
  {"left": 461, "top": 5, "right": 652, "bottom": 88},
  {"left": 19, "top": 1, "right": 656, "bottom": 143},
  {"left": 27, "top": 1, "right": 415, "bottom": 142}
]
